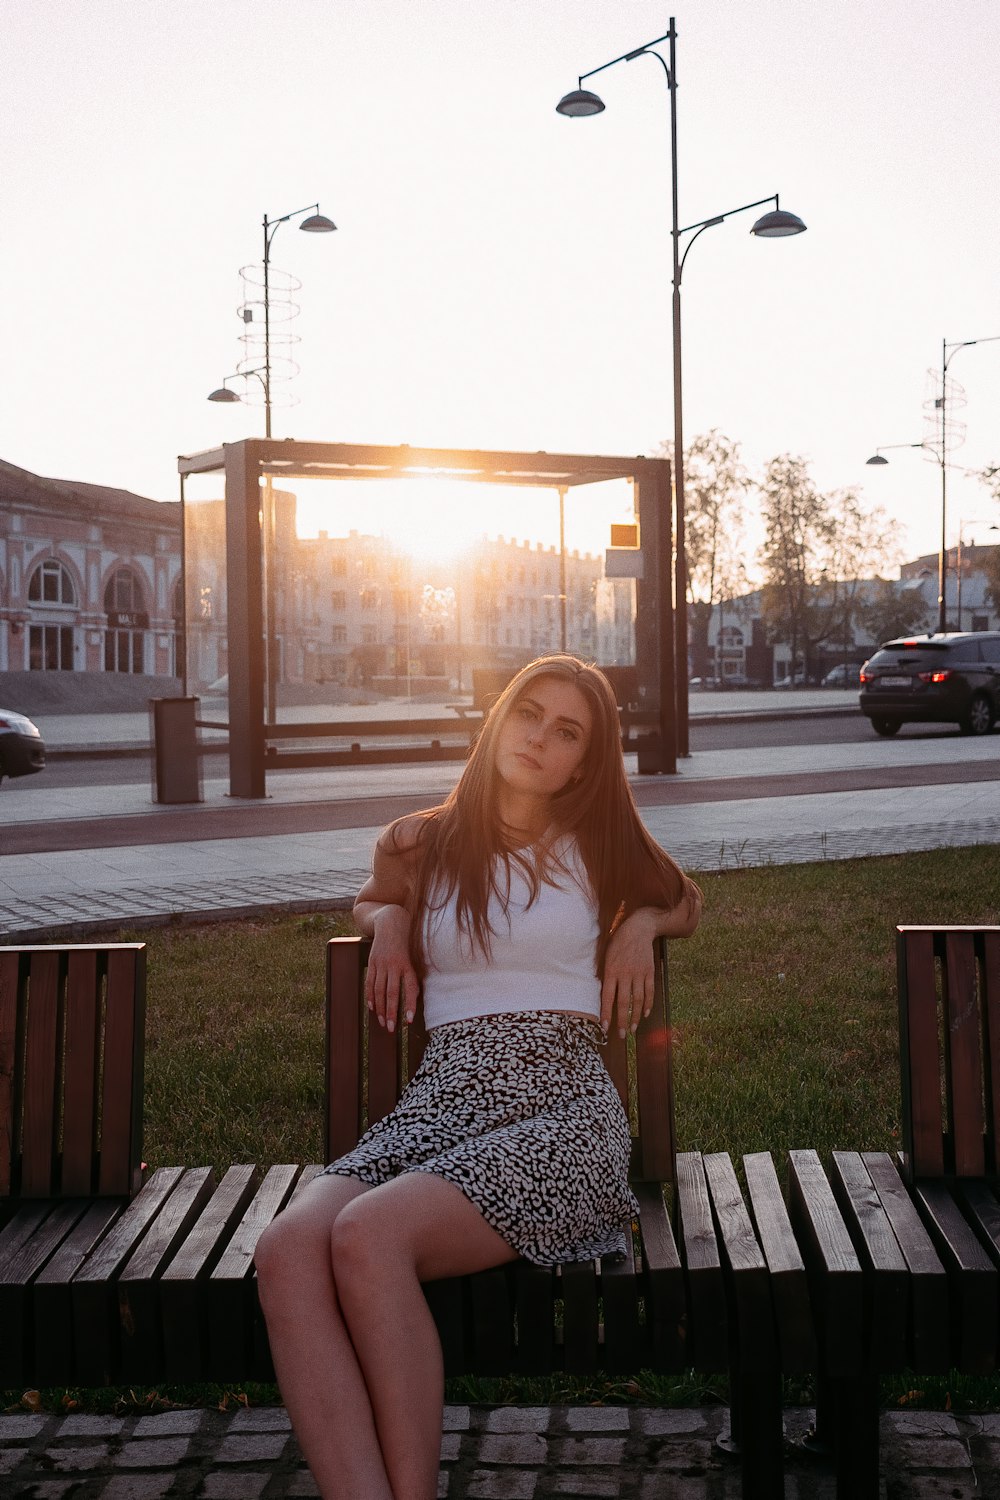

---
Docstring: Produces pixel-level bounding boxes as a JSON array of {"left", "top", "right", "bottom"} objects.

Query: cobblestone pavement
[{"left": 3, "top": 1403, "right": 1000, "bottom": 1498}]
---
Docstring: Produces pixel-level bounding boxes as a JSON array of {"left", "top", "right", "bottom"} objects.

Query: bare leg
[
  {"left": 255, "top": 1174, "right": 393, "bottom": 1499},
  {"left": 331, "top": 1172, "right": 519, "bottom": 1500}
]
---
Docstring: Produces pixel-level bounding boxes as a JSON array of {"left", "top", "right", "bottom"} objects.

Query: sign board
[
  {"left": 604, "top": 548, "right": 644, "bottom": 580},
  {"left": 107, "top": 611, "right": 150, "bottom": 629},
  {"left": 610, "top": 523, "right": 639, "bottom": 548}
]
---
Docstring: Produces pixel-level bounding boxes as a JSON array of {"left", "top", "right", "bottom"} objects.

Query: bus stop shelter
[{"left": 177, "top": 439, "right": 674, "bottom": 798}]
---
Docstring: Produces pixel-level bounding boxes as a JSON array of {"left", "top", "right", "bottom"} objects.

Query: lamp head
[
  {"left": 299, "top": 212, "right": 337, "bottom": 233},
  {"left": 556, "top": 89, "right": 605, "bottom": 117},
  {"left": 208, "top": 386, "right": 241, "bottom": 404},
  {"left": 750, "top": 208, "right": 807, "bottom": 238},
  {"left": 866, "top": 454, "right": 889, "bottom": 466}
]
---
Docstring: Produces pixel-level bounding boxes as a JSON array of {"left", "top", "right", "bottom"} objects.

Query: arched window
[
  {"left": 104, "top": 567, "right": 147, "bottom": 674},
  {"left": 28, "top": 559, "right": 76, "bottom": 606}
]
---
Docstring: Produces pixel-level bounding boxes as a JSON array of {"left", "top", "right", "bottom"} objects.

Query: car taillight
[
  {"left": 917, "top": 670, "right": 951, "bottom": 684},
  {"left": 859, "top": 670, "right": 872, "bottom": 683}
]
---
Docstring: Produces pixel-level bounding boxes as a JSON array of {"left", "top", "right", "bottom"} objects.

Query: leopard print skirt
[{"left": 323, "top": 1010, "right": 639, "bottom": 1265}]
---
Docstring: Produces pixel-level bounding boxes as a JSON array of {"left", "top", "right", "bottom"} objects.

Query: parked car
[
  {"left": 822, "top": 663, "right": 863, "bottom": 688},
  {"left": 0, "top": 708, "right": 46, "bottom": 782},
  {"left": 859, "top": 631, "right": 1000, "bottom": 736},
  {"left": 774, "top": 670, "right": 815, "bottom": 689}
]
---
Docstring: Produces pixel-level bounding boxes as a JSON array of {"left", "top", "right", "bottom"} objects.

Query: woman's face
[{"left": 494, "top": 675, "right": 593, "bottom": 801}]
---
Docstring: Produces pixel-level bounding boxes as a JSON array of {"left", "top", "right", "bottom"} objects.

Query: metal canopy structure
[{"left": 177, "top": 438, "right": 673, "bottom": 797}]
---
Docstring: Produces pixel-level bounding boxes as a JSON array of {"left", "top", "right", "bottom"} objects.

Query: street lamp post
[
  {"left": 557, "top": 21, "right": 806, "bottom": 767},
  {"left": 866, "top": 335, "right": 1000, "bottom": 634}
]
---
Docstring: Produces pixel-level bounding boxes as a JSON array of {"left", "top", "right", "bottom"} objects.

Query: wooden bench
[
  {"left": 787, "top": 924, "right": 1000, "bottom": 1499},
  {"left": 0, "top": 935, "right": 813, "bottom": 1498}
]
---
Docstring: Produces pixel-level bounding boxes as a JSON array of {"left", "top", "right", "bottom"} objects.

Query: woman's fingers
[
  {"left": 602, "top": 968, "right": 653, "bottom": 1037},
  {"left": 365, "top": 959, "right": 419, "bottom": 1032}
]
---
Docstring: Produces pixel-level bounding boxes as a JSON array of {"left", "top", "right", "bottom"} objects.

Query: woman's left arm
[{"left": 600, "top": 880, "right": 703, "bottom": 1039}]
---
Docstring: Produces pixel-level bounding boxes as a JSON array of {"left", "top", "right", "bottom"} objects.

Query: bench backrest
[
  {"left": 897, "top": 925, "right": 1000, "bottom": 1181},
  {"left": 325, "top": 935, "right": 675, "bottom": 1183},
  {"left": 0, "top": 944, "right": 146, "bottom": 1199}
]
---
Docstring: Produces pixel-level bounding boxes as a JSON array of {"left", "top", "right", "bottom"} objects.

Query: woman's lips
[{"left": 515, "top": 752, "right": 542, "bottom": 769}]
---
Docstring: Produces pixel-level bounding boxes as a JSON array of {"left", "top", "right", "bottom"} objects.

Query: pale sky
[{"left": 4, "top": 0, "right": 999, "bottom": 569}]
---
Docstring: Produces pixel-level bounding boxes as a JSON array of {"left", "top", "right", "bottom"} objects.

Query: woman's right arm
[{"left": 353, "top": 816, "right": 423, "bottom": 1034}]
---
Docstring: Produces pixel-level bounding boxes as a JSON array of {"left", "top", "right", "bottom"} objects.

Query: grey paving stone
[
  {"left": 48, "top": 1443, "right": 111, "bottom": 1470},
  {"left": 438, "top": 1473, "right": 448, "bottom": 1498},
  {"left": 228, "top": 1405, "right": 292, "bottom": 1433},
  {"left": 637, "top": 1410, "right": 708, "bottom": 1437},
  {"left": 891, "top": 1437, "right": 972, "bottom": 1469},
  {"left": 202, "top": 1472, "right": 271, "bottom": 1498},
  {"left": 441, "top": 1432, "right": 462, "bottom": 1462},
  {"left": 638, "top": 1440, "right": 716, "bottom": 1475},
  {"left": 114, "top": 1436, "right": 192, "bottom": 1468},
  {"left": 551, "top": 1437, "right": 627, "bottom": 1466},
  {"left": 563, "top": 1409, "right": 630, "bottom": 1433},
  {"left": 0, "top": 1448, "right": 27, "bottom": 1475},
  {"left": 133, "top": 1408, "right": 207, "bottom": 1436},
  {"left": 485, "top": 1408, "right": 551, "bottom": 1433},
  {"left": 99, "top": 1477, "right": 177, "bottom": 1500},
  {"left": 8, "top": 1483, "right": 80, "bottom": 1500},
  {"left": 0, "top": 1414, "right": 47, "bottom": 1439},
  {"left": 478, "top": 1433, "right": 548, "bottom": 1465},
  {"left": 467, "top": 1471, "right": 538, "bottom": 1499},
  {"left": 639, "top": 1475, "right": 710, "bottom": 1499},
  {"left": 444, "top": 1405, "right": 472, "bottom": 1430},
  {"left": 548, "top": 1471, "right": 622, "bottom": 1496},
  {"left": 216, "top": 1431, "right": 289, "bottom": 1463},
  {"left": 886, "top": 1480, "right": 978, "bottom": 1499},
  {"left": 967, "top": 1413, "right": 1000, "bottom": 1437},
  {"left": 58, "top": 1413, "right": 125, "bottom": 1436},
  {"left": 886, "top": 1410, "right": 961, "bottom": 1439}
]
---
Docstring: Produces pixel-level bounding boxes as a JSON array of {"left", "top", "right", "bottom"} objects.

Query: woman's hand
[
  {"left": 601, "top": 908, "right": 659, "bottom": 1039},
  {"left": 365, "top": 904, "right": 419, "bottom": 1034}
]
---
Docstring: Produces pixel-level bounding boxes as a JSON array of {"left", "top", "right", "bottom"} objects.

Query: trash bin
[{"left": 150, "top": 696, "right": 202, "bottom": 804}]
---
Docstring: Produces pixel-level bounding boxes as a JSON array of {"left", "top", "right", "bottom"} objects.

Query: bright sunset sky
[{"left": 4, "top": 0, "right": 999, "bottom": 569}]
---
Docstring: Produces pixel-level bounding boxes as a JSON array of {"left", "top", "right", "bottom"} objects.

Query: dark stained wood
[
  {"left": 469, "top": 1265, "right": 514, "bottom": 1375},
  {"left": 602, "top": 1225, "right": 643, "bottom": 1372},
  {"left": 33, "top": 1199, "right": 125, "bottom": 1387},
  {"left": 208, "top": 1163, "right": 299, "bottom": 1380},
  {"left": 861, "top": 1151, "right": 949, "bottom": 1373},
  {"left": 675, "top": 1151, "right": 727, "bottom": 1371},
  {"left": 603, "top": 1028, "right": 629, "bottom": 1113},
  {"left": 983, "top": 933, "right": 1000, "bottom": 1172},
  {"left": 635, "top": 945, "right": 673, "bottom": 1182},
  {"left": 513, "top": 1262, "right": 555, "bottom": 1373},
  {"left": 830, "top": 1152, "right": 908, "bottom": 1371},
  {"left": 367, "top": 1004, "right": 400, "bottom": 1128},
  {"left": 423, "top": 1276, "right": 467, "bottom": 1376},
  {"left": 0, "top": 1200, "right": 88, "bottom": 1387},
  {"left": 914, "top": 1179, "right": 998, "bottom": 1374},
  {"left": 326, "top": 938, "right": 365, "bottom": 1162},
  {"left": 704, "top": 1152, "right": 776, "bottom": 1374},
  {"left": 0, "top": 950, "right": 23, "bottom": 1197},
  {"left": 898, "top": 929, "right": 945, "bottom": 1180},
  {"left": 21, "top": 950, "right": 61, "bottom": 1197},
  {"left": 98, "top": 946, "right": 146, "bottom": 1197},
  {"left": 633, "top": 1181, "right": 686, "bottom": 1373},
  {"left": 743, "top": 1151, "right": 815, "bottom": 1372},
  {"left": 943, "top": 932, "right": 985, "bottom": 1177},
  {"left": 406, "top": 1017, "right": 428, "bottom": 1081},
  {"left": 788, "top": 1149, "right": 863, "bottom": 1378},
  {"left": 561, "top": 1258, "right": 599, "bottom": 1373},
  {"left": 61, "top": 951, "right": 101, "bottom": 1195}
]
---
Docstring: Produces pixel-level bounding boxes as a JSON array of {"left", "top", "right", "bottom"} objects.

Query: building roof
[{"left": 0, "top": 458, "right": 180, "bottom": 530}]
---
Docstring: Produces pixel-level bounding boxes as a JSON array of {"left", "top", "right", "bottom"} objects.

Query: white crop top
[{"left": 421, "top": 834, "right": 601, "bottom": 1030}]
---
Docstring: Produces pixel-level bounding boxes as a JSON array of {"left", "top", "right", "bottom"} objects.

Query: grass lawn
[{"left": 6, "top": 844, "right": 1000, "bottom": 1414}]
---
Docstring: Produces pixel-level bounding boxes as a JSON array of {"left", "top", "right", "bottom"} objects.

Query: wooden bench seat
[{"left": 0, "top": 935, "right": 806, "bottom": 1498}]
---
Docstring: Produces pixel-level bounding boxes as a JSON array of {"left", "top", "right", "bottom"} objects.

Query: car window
[
  {"left": 979, "top": 638, "right": 1000, "bottom": 665},
  {"left": 949, "top": 640, "right": 982, "bottom": 663}
]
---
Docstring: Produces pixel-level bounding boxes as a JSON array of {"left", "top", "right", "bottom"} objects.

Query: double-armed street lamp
[
  {"left": 557, "top": 20, "right": 806, "bottom": 767},
  {"left": 866, "top": 334, "right": 1000, "bottom": 634}
]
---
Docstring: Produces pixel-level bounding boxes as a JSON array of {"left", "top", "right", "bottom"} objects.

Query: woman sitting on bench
[{"left": 256, "top": 653, "right": 702, "bottom": 1500}]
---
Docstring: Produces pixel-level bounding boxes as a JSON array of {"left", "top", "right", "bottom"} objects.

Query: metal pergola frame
[{"left": 178, "top": 439, "right": 674, "bottom": 797}]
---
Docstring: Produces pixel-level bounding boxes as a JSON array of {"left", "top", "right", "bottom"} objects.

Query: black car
[
  {"left": 859, "top": 632, "right": 1000, "bottom": 736},
  {"left": 0, "top": 707, "right": 46, "bottom": 781}
]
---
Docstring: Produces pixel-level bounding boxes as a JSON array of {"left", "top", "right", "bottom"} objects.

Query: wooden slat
[
  {"left": 943, "top": 932, "right": 985, "bottom": 1177},
  {"left": 602, "top": 1226, "right": 643, "bottom": 1372},
  {"left": 0, "top": 951, "right": 24, "bottom": 1196},
  {"left": 830, "top": 1152, "right": 908, "bottom": 1370},
  {"left": 61, "top": 951, "right": 101, "bottom": 1195},
  {"left": 0, "top": 1200, "right": 89, "bottom": 1387},
  {"left": 898, "top": 929, "right": 945, "bottom": 1179},
  {"left": 704, "top": 1152, "right": 776, "bottom": 1375},
  {"left": 424, "top": 1276, "right": 467, "bottom": 1376},
  {"left": 118, "top": 1167, "right": 217, "bottom": 1382},
  {"left": 914, "top": 1180, "right": 997, "bottom": 1373},
  {"left": 160, "top": 1164, "right": 260, "bottom": 1382},
  {"left": 561, "top": 1257, "right": 599, "bottom": 1372},
  {"left": 983, "top": 933, "right": 1000, "bottom": 1172},
  {"left": 743, "top": 1151, "right": 815, "bottom": 1372},
  {"left": 326, "top": 939, "right": 365, "bottom": 1160},
  {"left": 72, "top": 1167, "right": 184, "bottom": 1385},
  {"left": 513, "top": 1262, "right": 556, "bottom": 1374},
  {"left": 635, "top": 943, "right": 673, "bottom": 1182},
  {"left": 33, "top": 1199, "right": 125, "bottom": 1387},
  {"left": 98, "top": 947, "right": 145, "bottom": 1197},
  {"left": 675, "top": 1152, "right": 727, "bottom": 1370},
  {"left": 634, "top": 1181, "right": 685, "bottom": 1373},
  {"left": 603, "top": 1029, "right": 629, "bottom": 1114},
  {"left": 21, "top": 951, "right": 61, "bottom": 1197},
  {"left": 208, "top": 1163, "right": 299, "bottom": 1381},
  {"left": 406, "top": 1018, "right": 428, "bottom": 1082},
  {"left": 862, "top": 1152, "right": 949, "bottom": 1373},
  {"left": 787, "top": 1149, "right": 863, "bottom": 1377},
  {"left": 367, "top": 1005, "right": 400, "bottom": 1128},
  {"left": 469, "top": 1264, "right": 514, "bottom": 1374}
]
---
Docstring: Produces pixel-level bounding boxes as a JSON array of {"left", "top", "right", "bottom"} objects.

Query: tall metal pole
[
  {"left": 938, "top": 337, "right": 947, "bottom": 633},
  {"left": 667, "top": 23, "right": 687, "bottom": 759},
  {"left": 558, "top": 486, "right": 568, "bottom": 651},
  {"left": 262, "top": 215, "right": 277, "bottom": 722}
]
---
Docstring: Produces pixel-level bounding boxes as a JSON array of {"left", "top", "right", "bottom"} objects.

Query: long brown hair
[{"left": 385, "top": 654, "right": 699, "bottom": 975}]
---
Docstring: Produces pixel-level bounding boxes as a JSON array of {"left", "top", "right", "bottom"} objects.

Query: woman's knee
[
  {"left": 255, "top": 1177, "right": 365, "bottom": 1283},
  {"left": 329, "top": 1195, "right": 395, "bottom": 1295}
]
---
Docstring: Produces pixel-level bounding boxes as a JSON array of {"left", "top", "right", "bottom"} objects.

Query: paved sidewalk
[{"left": 4, "top": 1401, "right": 999, "bottom": 1498}]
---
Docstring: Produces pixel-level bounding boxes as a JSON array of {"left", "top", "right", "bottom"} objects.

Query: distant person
[{"left": 255, "top": 653, "right": 702, "bottom": 1499}]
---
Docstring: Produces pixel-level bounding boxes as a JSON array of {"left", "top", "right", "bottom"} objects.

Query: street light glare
[{"left": 555, "top": 89, "right": 605, "bottom": 117}]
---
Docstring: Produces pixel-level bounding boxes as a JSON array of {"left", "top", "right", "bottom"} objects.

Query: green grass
[{"left": 6, "top": 847, "right": 1000, "bottom": 1414}]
